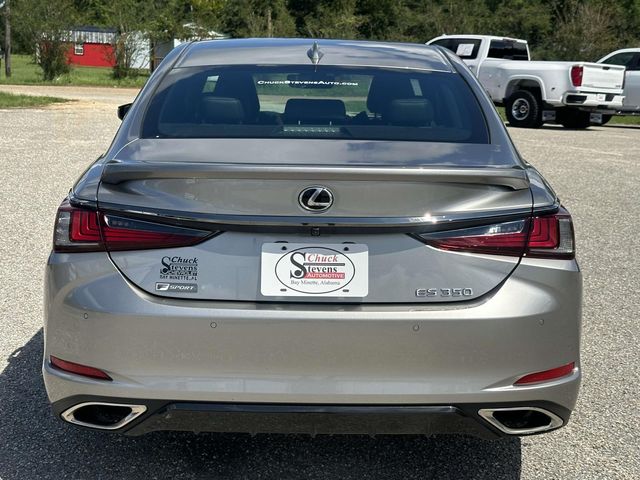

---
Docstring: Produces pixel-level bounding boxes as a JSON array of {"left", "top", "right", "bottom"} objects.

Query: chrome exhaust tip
[
  {"left": 478, "top": 407, "right": 563, "bottom": 435},
  {"left": 61, "top": 402, "right": 147, "bottom": 430}
]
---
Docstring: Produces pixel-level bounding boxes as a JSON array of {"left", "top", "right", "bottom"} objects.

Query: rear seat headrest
[
  {"left": 386, "top": 98, "right": 434, "bottom": 127},
  {"left": 200, "top": 96, "right": 245, "bottom": 124},
  {"left": 284, "top": 99, "right": 347, "bottom": 124}
]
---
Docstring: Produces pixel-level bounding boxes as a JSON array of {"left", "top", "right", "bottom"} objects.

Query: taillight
[
  {"left": 420, "top": 219, "right": 529, "bottom": 257},
  {"left": 419, "top": 208, "right": 575, "bottom": 259},
  {"left": 53, "top": 199, "right": 213, "bottom": 252},
  {"left": 526, "top": 208, "right": 575, "bottom": 259},
  {"left": 570, "top": 66, "right": 583, "bottom": 87}
]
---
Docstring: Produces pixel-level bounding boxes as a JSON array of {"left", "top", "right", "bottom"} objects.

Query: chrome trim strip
[
  {"left": 478, "top": 407, "right": 563, "bottom": 435},
  {"left": 61, "top": 402, "right": 147, "bottom": 431},
  {"left": 70, "top": 192, "right": 558, "bottom": 233},
  {"left": 96, "top": 201, "right": 536, "bottom": 233}
]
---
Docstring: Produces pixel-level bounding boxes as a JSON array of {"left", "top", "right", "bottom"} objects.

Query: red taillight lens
[
  {"left": 100, "top": 215, "right": 212, "bottom": 251},
  {"left": 50, "top": 355, "right": 112, "bottom": 380},
  {"left": 421, "top": 219, "right": 529, "bottom": 256},
  {"left": 419, "top": 208, "right": 575, "bottom": 259},
  {"left": 570, "top": 66, "right": 583, "bottom": 87},
  {"left": 515, "top": 362, "right": 576, "bottom": 385},
  {"left": 526, "top": 209, "right": 575, "bottom": 259},
  {"left": 53, "top": 199, "right": 213, "bottom": 252}
]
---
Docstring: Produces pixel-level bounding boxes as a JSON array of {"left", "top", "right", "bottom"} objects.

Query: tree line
[{"left": 1, "top": 0, "right": 639, "bottom": 80}]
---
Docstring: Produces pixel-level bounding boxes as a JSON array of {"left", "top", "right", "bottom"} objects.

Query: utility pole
[
  {"left": 266, "top": 7, "right": 272, "bottom": 38},
  {"left": 3, "top": 0, "right": 10, "bottom": 78}
]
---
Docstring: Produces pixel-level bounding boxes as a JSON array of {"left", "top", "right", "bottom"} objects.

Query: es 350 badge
[{"left": 260, "top": 244, "right": 368, "bottom": 297}]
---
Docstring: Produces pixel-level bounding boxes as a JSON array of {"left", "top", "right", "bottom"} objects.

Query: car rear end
[
  {"left": 43, "top": 39, "right": 581, "bottom": 438},
  {"left": 563, "top": 62, "right": 625, "bottom": 109}
]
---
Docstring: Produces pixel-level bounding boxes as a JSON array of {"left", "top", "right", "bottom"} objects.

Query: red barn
[{"left": 66, "top": 27, "right": 117, "bottom": 68}]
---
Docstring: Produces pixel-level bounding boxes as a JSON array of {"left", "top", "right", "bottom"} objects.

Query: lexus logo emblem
[{"left": 298, "top": 186, "right": 334, "bottom": 212}]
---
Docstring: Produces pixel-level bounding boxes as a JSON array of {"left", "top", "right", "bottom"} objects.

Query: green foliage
[
  {"left": 37, "top": 41, "right": 71, "bottom": 80},
  {"left": 0, "top": 54, "right": 149, "bottom": 87},
  {"left": 4, "top": 0, "right": 640, "bottom": 73},
  {"left": 11, "top": 0, "right": 78, "bottom": 80},
  {"left": 302, "top": 0, "right": 360, "bottom": 39},
  {"left": 219, "top": 0, "right": 296, "bottom": 38}
]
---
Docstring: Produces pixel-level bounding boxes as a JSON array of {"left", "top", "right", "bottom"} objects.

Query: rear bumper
[
  {"left": 561, "top": 91, "right": 624, "bottom": 109},
  {"left": 51, "top": 396, "right": 572, "bottom": 439},
  {"left": 44, "top": 252, "right": 582, "bottom": 435}
]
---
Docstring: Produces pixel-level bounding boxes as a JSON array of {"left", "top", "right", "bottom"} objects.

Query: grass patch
[
  {"left": 496, "top": 106, "right": 639, "bottom": 126},
  {"left": 607, "top": 115, "right": 640, "bottom": 125},
  {"left": 0, "top": 91, "right": 69, "bottom": 108},
  {"left": 0, "top": 54, "right": 148, "bottom": 88}
]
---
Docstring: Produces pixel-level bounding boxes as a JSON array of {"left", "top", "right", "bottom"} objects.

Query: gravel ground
[{"left": 0, "top": 87, "right": 638, "bottom": 479}]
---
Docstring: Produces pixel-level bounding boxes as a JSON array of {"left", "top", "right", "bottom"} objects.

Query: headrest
[
  {"left": 366, "top": 76, "right": 416, "bottom": 114},
  {"left": 284, "top": 99, "right": 347, "bottom": 124},
  {"left": 386, "top": 98, "right": 434, "bottom": 127},
  {"left": 200, "top": 96, "right": 245, "bottom": 124},
  {"left": 213, "top": 72, "right": 260, "bottom": 119}
]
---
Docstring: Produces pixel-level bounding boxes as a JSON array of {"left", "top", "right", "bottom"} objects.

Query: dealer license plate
[{"left": 260, "top": 243, "right": 368, "bottom": 297}]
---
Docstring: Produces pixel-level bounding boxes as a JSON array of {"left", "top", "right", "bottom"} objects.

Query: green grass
[
  {"left": 607, "top": 115, "right": 640, "bottom": 125},
  {"left": 496, "top": 106, "right": 640, "bottom": 126},
  {"left": 0, "top": 91, "right": 69, "bottom": 108},
  {"left": 0, "top": 54, "right": 148, "bottom": 88}
]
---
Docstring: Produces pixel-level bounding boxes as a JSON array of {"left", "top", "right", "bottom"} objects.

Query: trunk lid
[{"left": 98, "top": 139, "right": 532, "bottom": 303}]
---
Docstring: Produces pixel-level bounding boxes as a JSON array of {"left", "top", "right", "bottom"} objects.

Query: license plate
[
  {"left": 590, "top": 113, "right": 603, "bottom": 123},
  {"left": 596, "top": 94, "right": 606, "bottom": 101},
  {"left": 260, "top": 243, "right": 368, "bottom": 297}
]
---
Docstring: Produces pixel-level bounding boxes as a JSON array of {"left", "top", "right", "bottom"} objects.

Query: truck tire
[
  {"left": 601, "top": 115, "right": 612, "bottom": 125},
  {"left": 505, "top": 90, "right": 543, "bottom": 128},
  {"left": 558, "top": 109, "right": 591, "bottom": 129}
]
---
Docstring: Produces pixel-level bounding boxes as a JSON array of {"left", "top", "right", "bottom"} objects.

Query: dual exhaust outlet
[
  {"left": 61, "top": 402, "right": 562, "bottom": 435},
  {"left": 478, "top": 407, "right": 563, "bottom": 435},
  {"left": 61, "top": 402, "right": 146, "bottom": 430}
]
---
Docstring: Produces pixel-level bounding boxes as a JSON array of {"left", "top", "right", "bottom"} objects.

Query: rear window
[
  {"left": 601, "top": 51, "right": 638, "bottom": 69},
  {"left": 142, "top": 66, "right": 489, "bottom": 144},
  {"left": 431, "top": 38, "right": 482, "bottom": 60},
  {"left": 488, "top": 40, "right": 529, "bottom": 60}
]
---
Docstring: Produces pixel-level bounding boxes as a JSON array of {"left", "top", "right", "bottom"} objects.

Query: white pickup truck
[
  {"left": 427, "top": 35, "right": 626, "bottom": 129},
  {"left": 597, "top": 48, "right": 640, "bottom": 122}
]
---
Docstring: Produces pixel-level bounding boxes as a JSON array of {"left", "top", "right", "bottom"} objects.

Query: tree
[
  {"left": 220, "top": 0, "right": 296, "bottom": 38},
  {"left": 12, "top": 0, "right": 77, "bottom": 80},
  {"left": 299, "top": 0, "right": 360, "bottom": 39},
  {"left": 542, "top": 0, "right": 620, "bottom": 60},
  {"left": 85, "top": 0, "right": 151, "bottom": 78},
  {"left": 2, "top": 0, "right": 11, "bottom": 77}
]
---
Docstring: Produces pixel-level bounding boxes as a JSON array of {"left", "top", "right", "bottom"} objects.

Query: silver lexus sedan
[{"left": 44, "top": 38, "right": 581, "bottom": 438}]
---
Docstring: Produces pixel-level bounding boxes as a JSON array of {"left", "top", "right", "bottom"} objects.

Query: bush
[{"left": 37, "top": 40, "right": 70, "bottom": 81}]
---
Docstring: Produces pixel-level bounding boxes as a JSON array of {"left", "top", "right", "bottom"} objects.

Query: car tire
[
  {"left": 601, "top": 114, "right": 612, "bottom": 125},
  {"left": 505, "top": 90, "right": 543, "bottom": 128},
  {"left": 558, "top": 109, "right": 591, "bottom": 129}
]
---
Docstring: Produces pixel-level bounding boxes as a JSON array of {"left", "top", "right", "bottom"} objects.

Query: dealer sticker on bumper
[{"left": 260, "top": 243, "right": 368, "bottom": 297}]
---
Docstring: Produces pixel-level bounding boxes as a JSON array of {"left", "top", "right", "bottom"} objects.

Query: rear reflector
[
  {"left": 515, "top": 362, "right": 576, "bottom": 385},
  {"left": 50, "top": 356, "right": 112, "bottom": 381},
  {"left": 570, "top": 66, "right": 583, "bottom": 87},
  {"left": 53, "top": 199, "right": 214, "bottom": 252},
  {"left": 419, "top": 208, "right": 575, "bottom": 259}
]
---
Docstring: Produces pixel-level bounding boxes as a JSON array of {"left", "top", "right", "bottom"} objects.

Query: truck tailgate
[{"left": 581, "top": 63, "right": 625, "bottom": 92}]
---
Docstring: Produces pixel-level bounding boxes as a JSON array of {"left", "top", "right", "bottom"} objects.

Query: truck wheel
[
  {"left": 559, "top": 110, "right": 591, "bottom": 129},
  {"left": 601, "top": 115, "right": 612, "bottom": 125},
  {"left": 505, "top": 90, "right": 543, "bottom": 128}
]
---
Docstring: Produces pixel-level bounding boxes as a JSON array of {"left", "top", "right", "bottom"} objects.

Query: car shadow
[{"left": 0, "top": 330, "right": 522, "bottom": 480}]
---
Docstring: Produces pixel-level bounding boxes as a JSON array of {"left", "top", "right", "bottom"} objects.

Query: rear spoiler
[{"left": 101, "top": 162, "right": 530, "bottom": 190}]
